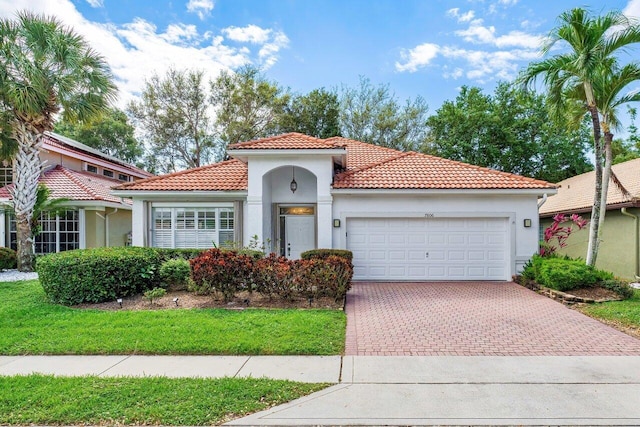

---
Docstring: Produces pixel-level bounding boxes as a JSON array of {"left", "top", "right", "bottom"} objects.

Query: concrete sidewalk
[
  {"left": 3, "top": 355, "right": 640, "bottom": 425},
  {"left": 229, "top": 356, "right": 640, "bottom": 426},
  {"left": 0, "top": 355, "right": 341, "bottom": 383}
]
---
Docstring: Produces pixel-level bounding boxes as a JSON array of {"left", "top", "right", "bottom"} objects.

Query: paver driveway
[{"left": 345, "top": 282, "right": 640, "bottom": 356}]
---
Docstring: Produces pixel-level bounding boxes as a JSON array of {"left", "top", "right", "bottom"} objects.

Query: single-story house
[
  {"left": 539, "top": 158, "right": 640, "bottom": 280},
  {"left": 113, "top": 133, "right": 555, "bottom": 281},
  {"left": 0, "top": 132, "right": 153, "bottom": 253}
]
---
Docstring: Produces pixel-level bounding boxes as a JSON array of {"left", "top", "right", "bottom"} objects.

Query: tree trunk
[
  {"left": 9, "top": 122, "right": 44, "bottom": 272},
  {"left": 585, "top": 105, "right": 603, "bottom": 267},
  {"left": 598, "top": 131, "right": 613, "bottom": 232}
]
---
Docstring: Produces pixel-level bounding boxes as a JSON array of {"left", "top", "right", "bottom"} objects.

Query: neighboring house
[
  {"left": 0, "top": 132, "right": 153, "bottom": 254},
  {"left": 113, "top": 133, "right": 555, "bottom": 281},
  {"left": 539, "top": 158, "right": 640, "bottom": 280}
]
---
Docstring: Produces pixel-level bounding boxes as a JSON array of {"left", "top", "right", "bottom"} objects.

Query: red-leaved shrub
[
  {"left": 190, "top": 249, "right": 354, "bottom": 302},
  {"left": 190, "top": 248, "right": 253, "bottom": 301}
]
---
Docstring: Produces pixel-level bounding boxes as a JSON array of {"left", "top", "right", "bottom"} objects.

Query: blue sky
[{"left": 1, "top": 0, "right": 639, "bottom": 125}]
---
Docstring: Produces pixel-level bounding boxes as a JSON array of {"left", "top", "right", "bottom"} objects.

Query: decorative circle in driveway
[{"left": 345, "top": 282, "right": 640, "bottom": 356}]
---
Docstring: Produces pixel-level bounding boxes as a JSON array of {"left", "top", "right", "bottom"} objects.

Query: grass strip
[
  {"left": 577, "top": 289, "right": 640, "bottom": 331},
  {"left": 0, "top": 280, "right": 345, "bottom": 355},
  {"left": 0, "top": 374, "right": 326, "bottom": 425}
]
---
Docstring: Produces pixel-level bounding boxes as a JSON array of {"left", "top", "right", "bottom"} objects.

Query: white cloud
[
  {"left": 455, "top": 18, "right": 542, "bottom": 48},
  {"left": 222, "top": 24, "right": 271, "bottom": 44},
  {"left": 85, "top": 0, "right": 103, "bottom": 8},
  {"left": 442, "top": 67, "right": 464, "bottom": 80},
  {"left": 395, "top": 43, "right": 439, "bottom": 73},
  {"left": 186, "top": 0, "right": 214, "bottom": 20},
  {"left": 0, "top": 0, "right": 288, "bottom": 106},
  {"left": 447, "top": 8, "right": 475, "bottom": 23},
  {"left": 257, "top": 30, "right": 290, "bottom": 69},
  {"left": 624, "top": 0, "right": 640, "bottom": 18},
  {"left": 440, "top": 46, "right": 539, "bottom": 81},
  {"left": 499, "top": 0, "right": 518, "bottom": 5}
]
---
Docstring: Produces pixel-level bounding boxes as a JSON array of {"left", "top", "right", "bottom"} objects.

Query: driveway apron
[{"left": 344, "top": 281, "right": 640, "bottom": 356}]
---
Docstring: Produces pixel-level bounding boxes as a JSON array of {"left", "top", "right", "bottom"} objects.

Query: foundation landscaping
[{"left": 0, "top": 247, "right": 349, "bottom": 425}]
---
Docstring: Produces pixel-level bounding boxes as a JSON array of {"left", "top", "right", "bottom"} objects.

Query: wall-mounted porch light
[
  {"left": 333, "top": 219, "right": 341, "bottom": 228},
  {"left": 523, "top": 219, "right": 532, "bottom": 228},
  {"left": 290, "top": 167, "right": 297, "bottom": 193}
]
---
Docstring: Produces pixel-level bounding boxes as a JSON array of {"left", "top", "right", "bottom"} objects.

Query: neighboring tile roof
[
  {"left": 117, "top": 134, "right": 555, "bottom": 192},
  {"left": 229, "top": 132, "right": 342, "bottom": 150},
  {"left": 539, "top": 158, "right": 640, "bottom": 216},
  {"left": 333, "top": 151, "right": 554, "bottom": 190},
  {"left": 43, "top": 133, "right": 153, "bottom": 178},
  {"left": 114, "top": 159, "right": 248, "bottom": 191},
  {"left": 0, "top": 165, "right": 131, "bottom": 205}
]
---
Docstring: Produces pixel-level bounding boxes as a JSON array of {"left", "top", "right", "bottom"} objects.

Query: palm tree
[
  {"left": 0, "top": 11, "right": 117, "bottom": 271},
  {"left": 521, "top": 7, "right": 640, "bottom": 266}
]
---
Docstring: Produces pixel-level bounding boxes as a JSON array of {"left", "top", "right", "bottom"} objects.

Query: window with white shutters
[{"left": 152, "top": 207, "right": 234, "bottom": 249}]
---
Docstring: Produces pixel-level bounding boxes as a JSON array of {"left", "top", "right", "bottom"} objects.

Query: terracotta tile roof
[
  {"left": 333, "top": 151, "right": 554, "bottom": 190},
  {"left": 229, "top": 132, "right": 341, "bottom": 150},
  {"left": 43, "top": 133, "right": 153, "bottom": 178},
  {"left": 114, "top": 159, "right": 248, "bottom": 191},
  {"left": 114, "top": 134, "right": 554, "bottom": 192},
  {"left": 539, "top": 158, "right": 640, "bottom": 216},
  {"left": 325, "top": 137, "right": 400, "bottom": 170},
  {"left": 0, "top": 165, "right": 131, "bottom": 205}
]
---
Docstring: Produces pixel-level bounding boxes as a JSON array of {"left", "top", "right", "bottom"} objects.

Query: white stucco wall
[
  {"left": 245, "top": 155, "right": 334, "bottom": 248},
  {"left": 331, "top": 192, "right": 541, "bottom": 277}
]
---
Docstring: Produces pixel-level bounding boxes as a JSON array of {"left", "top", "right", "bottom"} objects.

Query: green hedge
[
  {"left": 521, "top": 255, "right": 632, "bottom": 297},
  {"left": 301, "top": 249, "right": 353, "bottom": 261},
  {"left": 537, "top": 258, "right": 598, "bottom": 291},
  {"left": 37, "top": 247, "right": 162, "bottom": 305},
  {"left": 154, "top": 248, "right": 206, "bottom": 262},
  {"left": 0, "top": 247, "right": 17, "bottom": 270}
]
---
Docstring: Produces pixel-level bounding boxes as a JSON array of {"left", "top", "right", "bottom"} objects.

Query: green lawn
[
  {"left": 0, "top": 374, "right": 326, "bottom": 425},
  {"left": 578, "top": 289, "right": 640, "bottom": 331},
  {"left": 0, "top": 280, "right": 345, "bottom": 355}
]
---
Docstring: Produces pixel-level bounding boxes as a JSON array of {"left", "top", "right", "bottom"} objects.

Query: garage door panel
[
  {"left": 447, "top": 234, "right": 465, "bottom": 245},
  {"left": 467, "top": 250, "right": 485, "bottom": 261},
  {"left": 348, "top": 217, "right": 509, "bottom": 281}
]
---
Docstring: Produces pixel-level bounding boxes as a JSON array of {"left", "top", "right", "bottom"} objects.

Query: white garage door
[{"left": 347, "top": 217, "right": 509, "bottom": 281}]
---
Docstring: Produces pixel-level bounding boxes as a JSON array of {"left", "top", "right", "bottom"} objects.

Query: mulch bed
[
  {"left": 74, "top": 290, "right": 344, "bottom": 311},
  {"left": 566, "top": 286, "right": 621, "bottom": 301}
]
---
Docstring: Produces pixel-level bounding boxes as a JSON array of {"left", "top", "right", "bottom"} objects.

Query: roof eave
[
  {"left": 228, "top": 148, "right": 347, "bottom": 165},
  {"left": 331, "top": 188, "right": 557, "bottom": 196},
  {"left": 111, "top": 190, "right": 248, "bottom": 198},
  {"left": 540, "top": 200, "right": 640, "bottom": 218}
]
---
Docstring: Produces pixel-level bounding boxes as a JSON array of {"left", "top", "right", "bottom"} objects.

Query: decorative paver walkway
[{"left": 345, "top": 281, "right": 640, "bottom": 356}]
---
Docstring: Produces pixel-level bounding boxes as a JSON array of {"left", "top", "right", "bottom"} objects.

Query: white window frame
[
  {"left": 151, "top": 204, "right": 235, "bottom": 249},
  {"left": 6, "top": 209, "right": 84, "bottom": 254}
]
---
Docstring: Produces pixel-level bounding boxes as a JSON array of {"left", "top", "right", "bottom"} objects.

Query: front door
[
  {"left": 285, "top": 215, "right": 315, "bottom": 259},
  {"left": 278, "top": 206, "right": 316, "bottom": 259}
]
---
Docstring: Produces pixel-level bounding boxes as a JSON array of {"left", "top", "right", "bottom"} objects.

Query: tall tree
[
  {"left": 612, "top": 106, "right": 640, "bottom": 164},
  {"left": 55, "top": 108, "right": 144, "bottom": 165},
  {"left": 0, "top": 11, "right": 116, "bottom": 271},
  {"left": 339, "top": 76, "right": 429, "bottom": 151},
  {"left": 279, "top": 88, "right": 341, "bottom": 139},
  {"left": 520, "top": 7, "right": 640, "bottom": 266},
  {"left": 425, "top": 83, "right": 592, "bottom": 183},
  {"left": 128, "top": 68, "right": 217, "bottom": 174},
  {"left": 591, "top": 62, "right": 640, "bottom": 231},
  {"left": 211, "top": 66, "right": 290, "bottom": 146}
]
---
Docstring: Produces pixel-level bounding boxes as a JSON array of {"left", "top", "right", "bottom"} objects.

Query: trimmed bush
[
  {"left": 143, "top": 287, "right": 167, "bottom": 304},
  {"left": 600, "top": 279, "right": 634, "bottom": 299},
  {"left": 155, "top": 248, "right": 206, "bottom": 262},
  {"left": 0, "top": 247, "right": 17, "bottom": 270},
  {"left": 537, "top": 258, "right": 598, "bottom": 291},
  {"left": 37, "top": 247, "right": 162, "bottom": 305},
  {"left": 301, "top": 249, "right": 353, "bottom": 261},
  {"left": 190, "top": 249, "right": 254, "bottom": 301},
  {"left": 254, "top": 253, "right": 294, "bottom": 300},
  {"left": 159, "top": 258, "right": 192, "bottom": 290}
]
